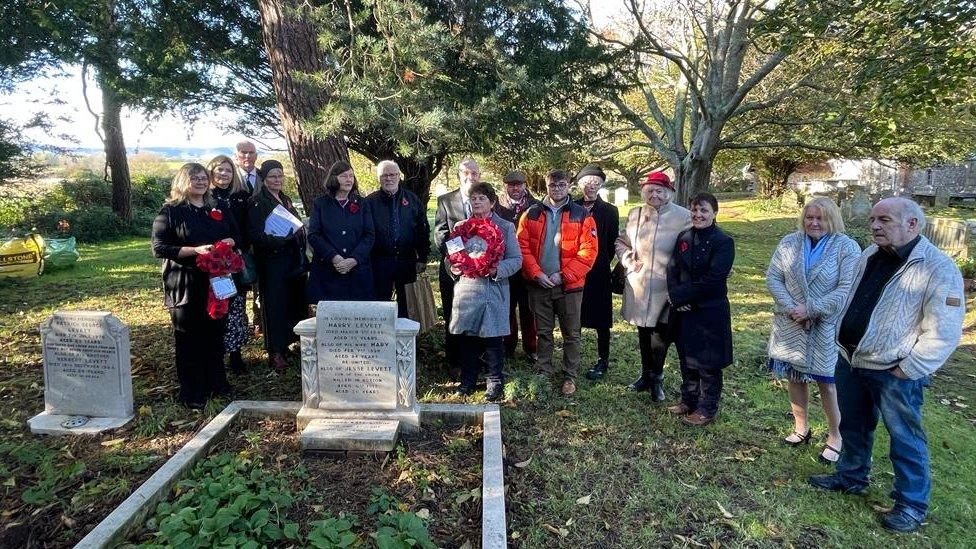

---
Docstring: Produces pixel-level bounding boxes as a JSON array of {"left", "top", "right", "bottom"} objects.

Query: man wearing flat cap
[
  {"left": 574, "top": 164, "right": 620, "bottom": 380},
  {"left": 496, "top": 170, "right": 541, "bottom": 361}
]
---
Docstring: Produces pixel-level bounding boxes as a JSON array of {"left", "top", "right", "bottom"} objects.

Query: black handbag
[{"left": 610, "top": 261, "right": 626, "bottom": 295}]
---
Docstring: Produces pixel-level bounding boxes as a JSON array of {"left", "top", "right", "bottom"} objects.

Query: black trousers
[
  {"left": 374, "top": 275, "right": 410, "bottom": 318},
  {"left": 679, "top": 364, "right": 723, "bottom": 416},
  {"left": 439, "top": 269, "right": 460, "bottom": 367},
  {"left": 637, "top": 324, "right": 674, "bottom": 376},
  {"left": 170, "top": 303, "right": 229, "bottom": 405},
  {"left": 596, "top": 327, "right": 610, "bottom": 362},
  {"left": 459, "top": 335, "right": 504, "bottom": 390}
]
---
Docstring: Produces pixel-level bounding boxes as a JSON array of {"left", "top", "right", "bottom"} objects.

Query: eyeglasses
[
  {"left": 548, "top": 181, "right": 569, "bottom": 188},
  {"left": 190, "top": 175, "right": 209, "bottom": 183},
  {"left": 379, "top": 173, "right": 400, "bottom": 179},
  {"left": 459, "top": 169, "right": 481, "bottom": 177}
]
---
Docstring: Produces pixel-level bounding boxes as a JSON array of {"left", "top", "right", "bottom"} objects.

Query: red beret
[{"left": 642, "top": 171, "right": 674, "bottom": 191}]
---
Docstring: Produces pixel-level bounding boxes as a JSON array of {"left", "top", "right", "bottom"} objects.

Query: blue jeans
[{"left": 835, "top": 355, "right": 930, "bottom": 521}]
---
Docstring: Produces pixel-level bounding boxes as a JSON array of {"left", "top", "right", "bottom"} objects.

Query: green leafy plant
[
  {"left": 307, "top": 514, "right": 359, "bottom": 548},
  {"left": 957, "top": 257, "right": 976, "bottom": 279},
  {"left": 372, "top": 511, "right": 436, "bottom": 549}
]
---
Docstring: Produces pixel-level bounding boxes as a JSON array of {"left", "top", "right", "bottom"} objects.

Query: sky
[{"left": 1, "top": 0, "right": 627, "bottom": 153}]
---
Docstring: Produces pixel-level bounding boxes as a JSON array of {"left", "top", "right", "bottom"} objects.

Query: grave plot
[{"left": 127, "top": 415, "right": 485, "bottom": 547}]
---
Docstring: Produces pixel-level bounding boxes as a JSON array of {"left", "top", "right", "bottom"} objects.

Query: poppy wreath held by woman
[
  {"left": 447, "top": 217, "right": 505, "bottom": 278},
  {"left": 195, "top": 241, "right": 244, "bottom": 319}
]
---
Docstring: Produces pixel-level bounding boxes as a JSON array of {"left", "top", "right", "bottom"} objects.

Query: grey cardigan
[
  {"left": 766, "top": 231, "right": 861, "bottom": 378},
  {"left": 449, "top": 213, "right": 523, "bottom": 338}
]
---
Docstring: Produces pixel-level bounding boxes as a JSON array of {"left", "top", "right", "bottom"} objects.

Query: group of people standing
[{"left": 150, "top": 144, "right": 963, "bottom": 533}]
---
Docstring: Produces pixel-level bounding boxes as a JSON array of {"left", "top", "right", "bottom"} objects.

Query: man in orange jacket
[{"left": 517, "top": 169, "right": 598, "bottom": 395}]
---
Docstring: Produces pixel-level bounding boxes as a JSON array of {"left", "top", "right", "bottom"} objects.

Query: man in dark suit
[
  {"left": 235, "top": 140, "right": 262, "bottom": 194},
  {"left": 367, "top": 160, "right": 431, "bottom": 317},
  {"left": 495, "top": 170, "right": 540, "bottom": 361},
  {"left": 434, "top": 158, "right": 480, "bottom": 368}
]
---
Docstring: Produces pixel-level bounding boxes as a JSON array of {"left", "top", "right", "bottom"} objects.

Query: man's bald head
[{"left": 869, "top": 197, "right": 925, "bottom": 250}]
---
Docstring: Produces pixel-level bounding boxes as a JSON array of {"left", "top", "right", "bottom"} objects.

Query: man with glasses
[
  {"left": 235, "top": 140, "right": 261, "bottom": 194},
  {"left": 434, "top": 158, "right": 481, "bottom": 369},
  {"left": 366, "top": 160, "right": 431, "bottom": 317},
  {"left": 517, "top": 169, "right": 598, "bottom": 395},
  {"left": 496, "top": 170, "right": 541, "bottom": 361}
]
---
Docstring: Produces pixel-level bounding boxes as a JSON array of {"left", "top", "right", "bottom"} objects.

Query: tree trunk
[
  {"left": 394, "top": 153, "right": 444, "bottom": 207},
  {"left": 756, "top": 157, "right": 801, "bottom": 198},
  {"left": 100, "top": 82, "right": 132, "bottom": 220},
  {"left": 675, "top": 158, "right": 713, "bottom": 206},
  {"left": 254, "top": 0, "right": 348, "bottom": 212}
]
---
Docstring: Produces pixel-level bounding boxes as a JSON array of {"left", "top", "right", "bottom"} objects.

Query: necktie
[
  {"left": 248, "top": 173, "right": 255, "bottom": 190},
  {"left": 390, "top": 195, "right": 401, "bottom": 245},
  {"left": 464, "top": 200, "right": 471, "bottom": 218}
]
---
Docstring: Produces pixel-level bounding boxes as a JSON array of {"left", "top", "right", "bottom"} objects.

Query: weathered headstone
[
  {"left": 613, "top": 187, "right": 629, "bottom": 207},
  {"left": 295, "top": 301, "right": 420, "bottom": 452},
  {"left": 28, "top": 311, "right": 134, "bottom": 435},
  {"left": 841, "top": 189, "right": 873, "bottom": 221},
  {"left": 923, "top": 217, "right": 968, "bottom": 259}
]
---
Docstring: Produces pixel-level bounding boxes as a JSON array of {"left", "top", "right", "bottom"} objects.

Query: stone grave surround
[
  {"left": 28, "top": 311, "right": 135, "bottom": 435},
  {"left": 294, "top": 301, "right": 420, "bottom": 452}
]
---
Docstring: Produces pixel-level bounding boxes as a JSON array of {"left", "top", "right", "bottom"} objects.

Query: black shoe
[
  {"left": 807, "top": 474, "right": 866, "bottom": 495},
  {"left": 628, "top": 374, "right": 652, "bottom": 392},
  {"left": 457, "top": 385, "right": 476, "bottom": 397},
  {"left": 229, "top": 351, "right": 246, "bottom": 374},
  {"left": 649, "top": 374, "right": 665, "bottom": 403},
  {"left": 585, "top": 359, "right": 608, "bottom": 380},
  {"left": 881, "top": 508, "right": 922, "bottom": 533},
  {"left": 183, "top": 399, "right": 206, "bottom": 410},
  {"left": 485, "top": 385, "right": 503, "bottom": 402}
]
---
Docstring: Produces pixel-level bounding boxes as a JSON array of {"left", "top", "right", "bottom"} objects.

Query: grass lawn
[{"left": 1, "top": 197, "right": 975, "bottom": 547}]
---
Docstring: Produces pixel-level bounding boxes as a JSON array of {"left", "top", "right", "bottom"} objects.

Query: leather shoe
[
  {"left": 585, "top": 358, "right": 608, "bottom": 380},
  {"left": 807, "top": 474, "right": 866, "bottom": 495},
  {"left": 485, "top": 385, "right": 503, "bottom": 402},
  {"left": 628, "top": 375, "right": 651, "bottom": 392},
  {"left": 648, "top": 374, "right": 665, "bottom": 403},
  {"left": 667, "top": 402, "right": 692, "bottom": 415},
  {"left": 457, "top": 385, "right": 476, "bottom": 397},
  {"left": 881, "top": 508, "right": 922, "bottom": 533},
  {"left": 681, "top": 411, "right": 714, "bottom": 426}
]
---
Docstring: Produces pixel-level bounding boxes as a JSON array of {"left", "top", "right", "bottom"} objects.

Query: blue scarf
[{"left": 802, "top": 233, "right": 831, "bottom": 275}]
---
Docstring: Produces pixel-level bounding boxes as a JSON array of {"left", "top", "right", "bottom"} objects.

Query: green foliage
[
  {"left": 307, "top": 514, "right": 359, "bottom": 549},
  {"left": 957, "top": 257, "right": 976, "bottom": 279},
  {"left": 0, "top": 440, "right": 87, "bottom": 505},
  {"left": 143, "top": 452, "right": 301, "bottom": 548},
  {"left": 372, "top": 511, "right": 436, "bottom": 549}
]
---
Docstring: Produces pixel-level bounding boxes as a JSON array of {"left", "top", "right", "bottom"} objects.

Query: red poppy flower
[
  {"left": 349, "top": 201, "right": 359, "bottom": 214},
  {"left": 679, "top": 241, "right": 689, "bottom": 252},
  {"left": 402, "top": 197, "right": 409, "bottom": 206},
  {"left": 209, "top": 209, "right": 223, "bottom": 221}
]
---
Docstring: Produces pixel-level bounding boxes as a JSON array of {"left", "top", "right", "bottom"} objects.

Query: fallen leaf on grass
[
  {"left": 555, "top": 410, "right": 573, "bottom": 418},
  {"left": 679, "top": 480, "right": 698, "bottom": 490},
  {"left": 710, "top": 541, "right": 721, "bottom": 549},
  {"left": 415, "top": 508, "right": 430, "bottom": 519},
  {"left": 543, "top": 524, "right": 569, "bottom": 537},
  {"left": 514, "top": 458, "right": 532, "bottom": 468},
  {"left": 715, "top": 501, "right": 734, "bottom": 519},
  {"left": 674, "top": 534, "right": 707, "bottom": 547},
  {"left": 575, "top": 494, "right": 592, "bottom": 505},
  {"left": 100, "top": 438, "right": 125, "bottom": 447},
  {"left": 460, "top": 540, "right": 473, "bottom": 549},
  {"left": 871, "top": 504, "right": 892, "bottom": 513}
]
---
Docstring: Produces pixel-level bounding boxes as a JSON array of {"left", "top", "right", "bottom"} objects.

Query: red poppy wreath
[
  {"left": 195, "top": 241, "right": 244, "bottom": 319},
  {"left": 447, "top": 218, "right": 505, "bottom": 278}
]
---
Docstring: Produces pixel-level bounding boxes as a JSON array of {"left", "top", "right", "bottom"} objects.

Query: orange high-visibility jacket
[{"left": 516, "top": 201, "right": 598, "bottom": 292}]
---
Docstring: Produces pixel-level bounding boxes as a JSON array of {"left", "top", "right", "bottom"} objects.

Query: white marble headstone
[
  {"left": 29, "top": 311, "right": 134, "bottom": 435},
  {"left": 614, "top": 187, "right": 629, "bottom": 206},
  {"left": 315, "top": 301, "right": 397, "bottom": 410}
]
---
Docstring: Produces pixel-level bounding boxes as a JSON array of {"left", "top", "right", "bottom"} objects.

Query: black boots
[
  {"left": 228, "top": 351, "right": 245, "bottom": 374},
  {"left": 628, "top": 369, "right": 665, "bottom": 403},
  {"left": 585, "top": 358, "right": 608, "bottom": 380}
]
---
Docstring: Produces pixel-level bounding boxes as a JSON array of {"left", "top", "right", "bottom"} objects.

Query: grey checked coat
[
  {"left": 449, "top": 213, "right": 523, "bottom": 338},
  {"left": 765, "top": 231, "right": 861, "bottom": 378}
]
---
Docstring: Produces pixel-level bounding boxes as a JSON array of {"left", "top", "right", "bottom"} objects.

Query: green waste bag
[
  {"left": 0, "top": 233, "right": 45, "bottom": 278},
  {"left": 44, "top": 236, "right": 80, "bottom": 269}
]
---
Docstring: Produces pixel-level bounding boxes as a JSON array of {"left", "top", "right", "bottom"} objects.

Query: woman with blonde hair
[
  {"left": 208, "top": 155, "right": 251, "bottom": 373},
  {"left": 152, "top": 163, "right": 239, "bottom": 408},
  {"left": 766, "top": 197, "right": 860, "bottom": 463}
]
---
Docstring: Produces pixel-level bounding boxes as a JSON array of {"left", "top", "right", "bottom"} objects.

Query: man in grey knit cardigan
[{"left": 809, "top": 197, "right": 965, "bottom": 533}]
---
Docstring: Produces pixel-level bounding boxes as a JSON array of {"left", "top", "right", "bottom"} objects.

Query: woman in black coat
[
  {"left": 151, "top": 162, "right": 239, "bottom": 409},
  {"left": 208, "top": 154, "right": 251, "bottom": 373},
  {"left": 306, "top": 160, "right": 376, "bottom": 304},
  {"left": 247, "top": 159, "right": 308, "bottom": 373},
  {"left": 666, "top": 192, "right": 734, "bottom": 426},
  {"left": 574, "top": 164, "right": 620, "bottom": 380}
]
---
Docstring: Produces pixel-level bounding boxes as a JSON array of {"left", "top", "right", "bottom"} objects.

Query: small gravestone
[
  {"left": 613, "top": 187, "right": 629, "bottom": 206},
  {"left": 28, "top": 311, "right": 134, "bottom": 435},
  {"left": 842, "top": 189, "right": 873, "bottom": 221},
  {"left": 598, "top": 188, "right": 609, "bottom": 202},
  {"left": 295, "top": 301, "right": 420, "bottom": 453}
]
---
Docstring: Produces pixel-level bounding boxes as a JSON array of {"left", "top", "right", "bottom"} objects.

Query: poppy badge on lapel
[
  {"left": 679, "top": 241, "right": 689, "bottom": 252},
  {"left": 348, "top": 201, "right": 359, "bottom": 214},
  {"left": 402, "top": 197, "right": 409, "bottom": 206},
  {"left": 209, "top": 209, "right": 223, "bottom": 221}
]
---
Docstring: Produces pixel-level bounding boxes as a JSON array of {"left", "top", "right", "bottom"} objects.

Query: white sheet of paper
[
  {"left": 446, "top": 236, "right": 465, "bottom": 255},
  {"left": 210, "top": 275, "right": 238, "bottom": 300},
  {"left": 264, "top": 205, "right": 304, "bottom": 237}
]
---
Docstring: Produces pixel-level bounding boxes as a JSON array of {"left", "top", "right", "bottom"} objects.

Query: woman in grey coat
[
  {"left": 449, "top": 182, "right": 523, "bottom": 401},
  {"left": 766, "top": 197, "right": 860, "bottom": 463}
]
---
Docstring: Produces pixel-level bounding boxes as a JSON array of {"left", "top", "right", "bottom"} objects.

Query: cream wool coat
[{"left": 615, "top": 201, "right": 691, "bottom": 327}]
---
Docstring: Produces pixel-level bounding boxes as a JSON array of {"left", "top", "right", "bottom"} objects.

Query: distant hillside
[{"left": 70, "top": 146, "right": 236, "bottom": 160}]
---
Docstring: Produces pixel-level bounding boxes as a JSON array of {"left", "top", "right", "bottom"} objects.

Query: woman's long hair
[
  {"left": 207, "top": 155, "right": 244, "bottom": 194},
  {"left": 165, "top": 163, "right": 215, "bottom": 207},
  {"left": 324, "top": 160, "right": 359, "bottom": 197}
]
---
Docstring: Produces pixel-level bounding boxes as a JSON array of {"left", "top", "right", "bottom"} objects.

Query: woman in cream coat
[
  {"left": 766, "top": 197, "right": 860, "bottom": 463},
  {"left": 615, "top": 172, "right": 691, "bottom": 401}
]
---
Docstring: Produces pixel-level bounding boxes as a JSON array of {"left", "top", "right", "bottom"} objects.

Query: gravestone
[
  {"left": 598, "top": 188, "right": 609, "bottom": 202},
  {"left": 613, "top": 187, "right": 629, "bottom": 207},
  {"left": 294, "top": 301, "right": 420, "bottom": 453},
  {"left": 28, "top": 311, "right": 134, "bottom": 435},
  {"left": 841, "top": 188, "right": 873, "bottom": 221},
  {"left": 923, "top": 217, "right": 968, "bottom": 259}
]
